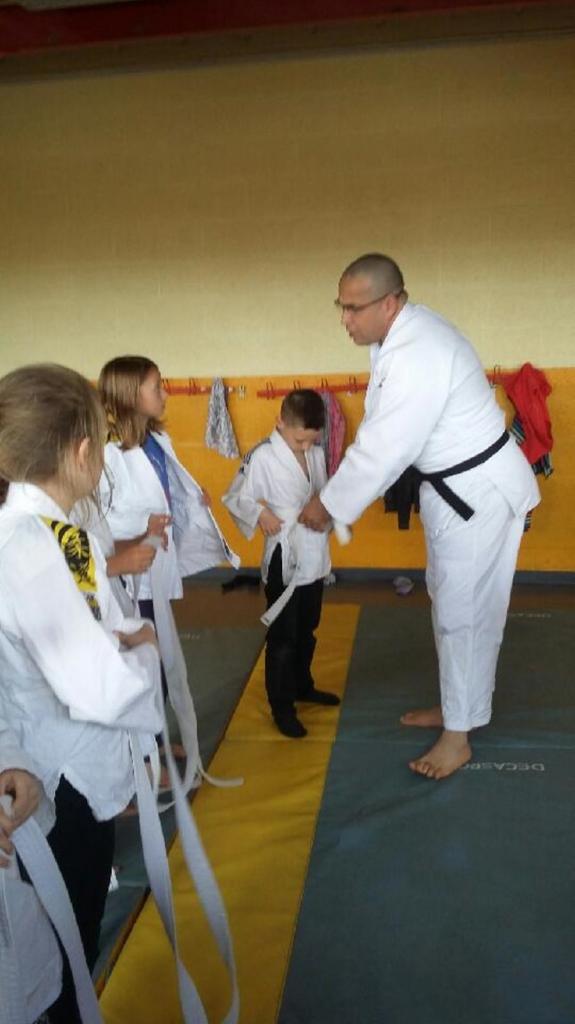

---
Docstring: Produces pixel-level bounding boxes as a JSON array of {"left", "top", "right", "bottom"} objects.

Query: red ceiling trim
[{"left": 1, "top": 0, "right": 573, "bottom": 57}]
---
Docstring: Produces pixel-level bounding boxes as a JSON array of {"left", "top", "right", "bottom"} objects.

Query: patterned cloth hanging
[
  {"left": 509, "top": 415, "right": 553, "bottom": 477},
  {"left": 319, "top": 390, "right": 346, "bottom": 477},
  {"left": 205, "top": 377, "right": 240, "bottom": 459}
]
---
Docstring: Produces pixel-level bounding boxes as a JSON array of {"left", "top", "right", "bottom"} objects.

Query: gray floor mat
[{"left": 279, "top": 605, "right": 575, "bottom": 1024}]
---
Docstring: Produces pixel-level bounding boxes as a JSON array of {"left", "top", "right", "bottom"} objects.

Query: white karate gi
[
  {"left": 0, "top": 711, "right": 55, "bottom": 836},
  {"left": 73, "top": 498, "right": 138, "bottom": 618},
  {"left": 0, "top": 483, "right": 162, "bottom": 825},
  {"left": 100, "top": 430, "right": 239, "bottom": 601},
  {"left": 0, "top": 486, "right": 239, "bottom": 1024},
  {"left": 99, "top": 431, "right": 239, "bottom": 788},
  {"left": 321, "top": 302, "right": 541, "bottom": 731},
  {"left": 222, "top": 429, "right": 331, "bottom": 624}
]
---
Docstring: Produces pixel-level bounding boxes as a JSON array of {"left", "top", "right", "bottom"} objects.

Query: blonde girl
[
  {"left": 0, "top": 364, "right": 162, "bottom": 1023},
  {"left": 97, "top": 356, "right": 238, "bottom": 780}
]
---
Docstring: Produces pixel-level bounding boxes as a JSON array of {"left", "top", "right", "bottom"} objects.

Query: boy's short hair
[{"left": 280, "top": 389, "right": 325, "bottom": 430}]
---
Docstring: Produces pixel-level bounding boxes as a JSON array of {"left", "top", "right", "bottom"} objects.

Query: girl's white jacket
[
  {"left": 100, "top": 431, "right": 239, "bottom": 601},
  {"left": 0, "top": 484, "right": 163, "bottom": 828}
]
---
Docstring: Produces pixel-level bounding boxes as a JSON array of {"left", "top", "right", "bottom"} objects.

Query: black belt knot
[{"left": 413, "top": 430, "right": 510, "bottom": 521}]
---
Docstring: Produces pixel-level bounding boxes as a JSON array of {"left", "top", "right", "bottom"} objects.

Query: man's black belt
[{"left": 413, "top": 430, "right": 510, "bottom": 521}]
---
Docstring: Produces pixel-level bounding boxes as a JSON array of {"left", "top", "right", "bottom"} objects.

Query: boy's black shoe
[
  {"left": 273, "top": 712, "right": 308, "bottom": 738},
  {"left": 298, "top": 688, "right": 341, "bottom": 706}
]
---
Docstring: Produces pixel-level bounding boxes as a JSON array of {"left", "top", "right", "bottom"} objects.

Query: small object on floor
[
  {"left": 108, "top": 867, "right": 120, "bottom": 893},
  {"left": 323, "top": 571, "right": 337, "bottom": 586},
  {"left": 273, "top": 712, "right": 308, "bottom": 738},
  {"left": 221, "top": 573, "right": 261, "bottom": 593},
  {"left": 298, "top": 688, "right": 341, "bottom": 706},
  {"left": 393, "top": 575, "right": 414, "bottom": 596}
]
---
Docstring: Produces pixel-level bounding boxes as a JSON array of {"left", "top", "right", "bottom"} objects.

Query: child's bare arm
[
  {"left": 107, "top": 542, "right": 157, "bottom": 577},
  {"left": 146, "top": 513, "right": 172, "bottom": 550},
  {"left": 115, "top": 622, "right": 158, "bottom": 650}
]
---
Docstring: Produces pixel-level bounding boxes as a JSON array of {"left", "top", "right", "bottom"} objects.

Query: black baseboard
[{"left": 186, "top": 567, "right": 575, "bottom": 587}]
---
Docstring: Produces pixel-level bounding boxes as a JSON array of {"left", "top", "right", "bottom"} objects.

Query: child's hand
[
  {"left": 116, "top": 623, "right": 158, "bottom": 650},
  {"left": 147, "top": 513, "right": 171, "bottom": 551},
  {"left": 258, "top": 507, "right": 284, "bottom": 536},
  {"left": 0, "top": 769, "right": 42, "bottom": 865},
  {"left": 107, "top": 543, "right": 157, "bottom": 577},
  {"left": 200, "top": 489, "right": 212, "bottom": 507}
]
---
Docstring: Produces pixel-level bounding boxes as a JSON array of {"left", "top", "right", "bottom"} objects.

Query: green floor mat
[{"left": 280, "top": 605, "right": 575, "bottom": 1024}]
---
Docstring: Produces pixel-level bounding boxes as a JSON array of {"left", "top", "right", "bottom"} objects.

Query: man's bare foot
[
  {"left": 400, "top": 706, "right": 443, "bottom": 727},
  {"left": 409, "top": 730, "right": 471, "bottom": 780}
]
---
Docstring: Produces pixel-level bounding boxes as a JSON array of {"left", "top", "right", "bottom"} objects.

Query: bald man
[{"left": 300, "top": 254, "right": 540, "bottom": 779}]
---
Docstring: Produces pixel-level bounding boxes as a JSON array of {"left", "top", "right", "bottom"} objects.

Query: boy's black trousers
[{"left": 264, "top": 544, "right": 324, "bottom": 715}]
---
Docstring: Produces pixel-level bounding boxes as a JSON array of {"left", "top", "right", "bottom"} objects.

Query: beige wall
[{"left": 1, "top": 34, "right": 574, "bottom": 378}]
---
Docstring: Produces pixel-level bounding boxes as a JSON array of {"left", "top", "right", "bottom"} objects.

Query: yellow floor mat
[{"left": 100, "top": 603, "right": 360, "bottom": 1024}]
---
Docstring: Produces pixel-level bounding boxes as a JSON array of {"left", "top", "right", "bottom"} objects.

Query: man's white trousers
[{"left": 421, "top": 473, "right": 525, "bottom": 732}]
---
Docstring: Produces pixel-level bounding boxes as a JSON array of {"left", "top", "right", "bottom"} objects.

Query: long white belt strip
[
  {"left": 260, "top": 518, "right": 349, "bottom": 628},
  {"left": 130, "top": 715, "right": 239, "bottom": 1024},
  {"left": 8, "top": 813, "right": 104, "bottom": 1024},
  {"left": 149, "top": 559, "right": 242, "bottom": 795},
  {"left": 260, "top": 520, "right": 302, "bottom": 628},
  {"left": 6, "top": 713, "right": 240, "bottom": 1024}
]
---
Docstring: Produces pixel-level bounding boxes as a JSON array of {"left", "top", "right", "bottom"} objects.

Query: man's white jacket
[{"left": 321, "top": 302, "right": 540, "bottom": 525}]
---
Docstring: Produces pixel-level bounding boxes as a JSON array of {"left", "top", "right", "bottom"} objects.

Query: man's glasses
[{"left": 334, "top": 291, "right": 395, "bottom": 315}]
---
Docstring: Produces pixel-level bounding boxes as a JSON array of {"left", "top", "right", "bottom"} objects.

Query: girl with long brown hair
[{"left": 97, "top": 356, "right": 238, "bottom": 784}]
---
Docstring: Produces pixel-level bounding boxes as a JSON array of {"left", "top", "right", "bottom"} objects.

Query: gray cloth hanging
[{"left": 205, "top": 378, "right": 240, "bottom": 459}]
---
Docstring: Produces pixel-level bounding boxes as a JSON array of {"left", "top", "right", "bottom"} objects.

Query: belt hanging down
[{"left": 414, "top": 430, "right": 510, "bottom": 521}]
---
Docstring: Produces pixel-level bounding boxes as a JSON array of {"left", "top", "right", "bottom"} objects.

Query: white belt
[
  {"left": 260, "top": 511, "right": 348, "bottom": 628},
  {"left": 149, "top": 553, "right": 243, "bottom": 795},
  {"left": 260, "top": 512, "right": 301, "bottom": 627},
  {"left": 2, "top": 796, "right": 103, "bottom": 1024},
  {"left": 3, "top": 697, "right": 240, "bottom": 1024},
  {"left": 129, "top": 705, "right": 239, "bottom": 1023}
]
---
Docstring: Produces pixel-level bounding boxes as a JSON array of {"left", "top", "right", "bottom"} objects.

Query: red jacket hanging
[{"left": 498, "top": 363, "right": 553, "bottom": 465}]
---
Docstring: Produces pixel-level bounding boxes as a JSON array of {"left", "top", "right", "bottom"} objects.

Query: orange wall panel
[{"left": 164, "top": 369, "right": 571, "bottom": 575}]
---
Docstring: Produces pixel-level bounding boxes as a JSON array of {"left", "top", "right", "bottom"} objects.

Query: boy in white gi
[
  {"left": 300, "top": 254, "right": 540, "bottom": 779},
  {"left": 223, "top": 390, "right": 340, "bottom": 738}
]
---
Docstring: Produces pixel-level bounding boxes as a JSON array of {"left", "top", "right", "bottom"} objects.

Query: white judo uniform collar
[
  {"left": 261, "top": 431, "right": 328, "bottom": 627},
  {"left": 1, "top": 491, "right": 240, "bottom": 1024},
  {"left": 150, "top": 431, "right": 240, "bottom": 573}
]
